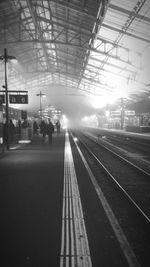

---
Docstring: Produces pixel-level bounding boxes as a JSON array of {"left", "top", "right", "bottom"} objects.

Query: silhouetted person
[
  {"left": 3, "top": 122, "right": 7, "bottom": 146},
  {"left": 56, "top": 120, "right": 61, "bottom": 133},
  {"left": 3, "top": 119, "right": 15, "bottom": 145},
  {"left": 40, "top": 120, "right": 47, "bottom": 142},
  {"left": 18, "top": 120, "right": 21, "bottom": 139},
  {"left": 9, "top": 119, "right": 15, "bottom": 143},
  {"left": 33, "top": 121, "right": 38, "bottom": 135},
  {"left": 47, "top": 119, "right": 54, "bottom": 144}
]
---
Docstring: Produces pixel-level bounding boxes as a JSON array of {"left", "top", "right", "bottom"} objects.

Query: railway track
[
  {"left": 84, "top": 127, "right": 150, "bottom": 158},
  {"left": 70, "top": 129, "right": 150, "bottom": 267}
]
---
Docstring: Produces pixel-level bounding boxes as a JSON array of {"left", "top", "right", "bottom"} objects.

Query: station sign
[
  {"left": 9, "top": 94, "right": 28, "bottom": 104},
  {"left": 110, "top": 110, "right": 121, "bottom": 117},
  {"left": 124, "top": 110, "right": 135, "bottom": 116},
  {"left": 110, "top": 110, "right": 135, "bottom": 117}
]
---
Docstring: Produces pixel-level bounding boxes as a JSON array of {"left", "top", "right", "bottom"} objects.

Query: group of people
[
  {"left": 2, "top": 118, "right": 61, "bottom": 146},
  {"left": 33, "top": 119, "right": 61, "bottom": 143}
]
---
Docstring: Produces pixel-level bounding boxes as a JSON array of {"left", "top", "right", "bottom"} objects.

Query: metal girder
[
  {"left": 109, "top": 3, "right": 150, "bottom": 23},
  {"left": 79, "top": 79, "right": 113, "bottom": 93},
  {"left": 1, "top": 36, "right": 139, "bottom": 69},
  {"left": 1, "top": 39, "right": 122, "bottom": 63},
  {"left": 18, "top": 0, "right": 96, "bottom": 19},
  {"left": 26, "top": 0, "right": 54, "bottom": 69},
  {"left": 82, "top": 75, "right": 114, "bottom": 88},
  {"left": 1, "top": 25, "right": 140, "bottom": 68},
  {"left": 102, "top": 23, "right": 150, "bottom": 43},
  {"left": 21, "top": 68, "right": 113, "bottom": 92},
  {"left": 77, "top": 0, "right": 110, "bottom": 87},
  {"left": 0, "top": 38, "right": 86, "bottom": 47},
  {"left": 88, "top": 57, "right": 137, "bottom": 74},
  {"left": 21, "top": 13, "right": 138, "bottom": 54},
  {"left": 0, "top": 0, "right": 149, "bottom": 106},
  {"left": 38, "top": 15, "right": 92, "bottom": 38},
  {"left": 47, "top": 0, "right": 59, "bottom": 70},
  {"left": 24, "top": 56, "right": 83, "bottom": 74},
  {"left": 84, "top": 0, "right": 149, "bottom": 94},
  {"left": 90, "top": 48, "right": 140, "bottom": 67},
  {"left": 94, "top": 67, "right": 137, "bottom": 81},
  {"left": 115, "top": 0, "right": 147, "bottom": 43}
]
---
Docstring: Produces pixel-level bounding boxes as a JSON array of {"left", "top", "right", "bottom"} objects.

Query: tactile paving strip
[{"left": 60, "top": 131, "right": 92, "bottom": 267}]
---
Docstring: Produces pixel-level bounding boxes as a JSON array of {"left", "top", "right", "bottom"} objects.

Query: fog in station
[{"left": 0, "top": 0, "right": 150, "bottom": 133}]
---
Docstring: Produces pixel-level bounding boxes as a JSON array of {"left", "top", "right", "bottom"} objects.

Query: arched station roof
[{"left": 0, "top": 0, "right": 150, "bottom": 118}]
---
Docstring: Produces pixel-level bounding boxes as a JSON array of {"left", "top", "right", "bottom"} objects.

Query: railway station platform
[
  {"left": 0, "top": 128, "right": 149, "bottom": 267},
  {"left": 1, "top": 130, "right": 94, "bottom": 267}
]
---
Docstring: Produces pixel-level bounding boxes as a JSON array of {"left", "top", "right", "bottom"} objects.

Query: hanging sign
[
  {"left": 9, "top": 94, "right": 28, "bottom": 104},
  {"left": 124, "top": 110, "right": 135, "bottom": 116},
  {"left": 110, "top": 110, "right": 121, "bottom": 117}
]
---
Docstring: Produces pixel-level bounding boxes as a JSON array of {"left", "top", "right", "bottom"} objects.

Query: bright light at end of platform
[
  {"left": 73, "top": 137, "right": 78, "bottom": 142},
  {"left": 91, "top": 89, "right": 128, "bottom": 108},
  {"left": 81, "top": 114, "right": 98, "bottom": 127},
  {"left": 105, "top": 110, "right": 110, "bottom": 117},
  {"left": 111, "top": 88, "right": 127, "bottom": 100},
  {"left": 91, "top": 96, "right": 106, "bottom": 109},
  {"left": 91, "top": 95, "right": 116, "bottom": 108}
]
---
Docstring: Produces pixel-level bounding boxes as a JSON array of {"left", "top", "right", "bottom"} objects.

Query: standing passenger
[
  {"left": 40, "top": 120, "right": 47, "bottom": 142},
  {"left": 56, "top": 120, "right": 61, "bottom": 133},
  {"left": 47, "top": 119, "right": 54, "bottom": 144},
  {"left": 9, "top": 119, "right": 15, "bottom": 143},
  {"left": 33, "top": 121, "right": 38, "bottom": 135},
  {"left": 18, "top": 119, "right": 21, "bottom": 139}
]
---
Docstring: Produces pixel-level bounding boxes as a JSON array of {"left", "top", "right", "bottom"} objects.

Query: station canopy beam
[{"left": 0, "top": 0, "right": 149, "bottom": 107}]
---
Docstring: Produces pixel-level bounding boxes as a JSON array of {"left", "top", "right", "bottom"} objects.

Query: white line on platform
[{"left": 60, "top": 130, "right": 92, "bottom": 267}]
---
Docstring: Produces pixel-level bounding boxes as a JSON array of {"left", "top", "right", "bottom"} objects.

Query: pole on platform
[
  {"left": 36, "top": 91, "right": 45, "bottom": 120},
  {"left": 4, "top": 48, "right": 9, "bottom": 149},
  {"left": 0, "top": 48, "right": 16, "bottom": 150},
  {"left": 120, "top": 97, "right": 124, "bottom": 130}
]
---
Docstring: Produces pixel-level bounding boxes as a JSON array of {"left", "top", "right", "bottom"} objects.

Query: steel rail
[
  {"left": 71, "top": 131, "right": 140, "bottom": 267},
  {"left": 74, "top": 131, "right": 150, "bottom": 224},
  {"left": 85, "top": 131, "right": 150, "bottom": 177}
]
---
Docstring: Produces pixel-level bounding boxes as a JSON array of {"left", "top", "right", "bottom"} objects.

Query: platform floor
[
  {"left": 1, "top": 130, "right": 96, "bottom": 267},
  {"left": 1, "top": 132, "right": 66, "bottom": 266},
  {"left": 1, "top": 129, "right": 145, "bottom": 267}
]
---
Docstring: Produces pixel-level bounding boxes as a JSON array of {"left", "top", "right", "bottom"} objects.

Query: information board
[{"left": 9, "top": 94, "right": 28, "bottom": 104}]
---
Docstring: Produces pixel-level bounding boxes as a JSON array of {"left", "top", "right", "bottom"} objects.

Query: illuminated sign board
[
  {"left": 110, "top": 110, "right": 135, "bottom": 117},
  {"left": 110, "top": 110, "right": 121, "bottom": 117},
  {"left": 124, "top": 110, "right": 135, "bottom": 116},
  {"left": 9, "top": 94, "right": 28, "bottom": 104}
]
